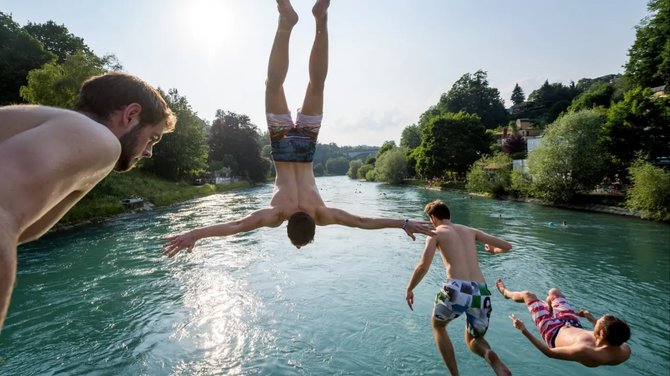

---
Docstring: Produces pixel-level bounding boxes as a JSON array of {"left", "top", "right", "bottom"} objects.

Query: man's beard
[{"left": 114, "top": 126, "right": 143, "bottom": 172}]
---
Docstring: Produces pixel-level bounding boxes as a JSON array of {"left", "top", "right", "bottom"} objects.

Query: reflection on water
[{"left": 2, "top": 177, "right": 669, "bottom": 375}]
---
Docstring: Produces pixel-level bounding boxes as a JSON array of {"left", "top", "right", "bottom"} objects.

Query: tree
[
  {"left": 525, "top": 80, "right": 581, "bottom": 125},
  {"left": 568, "top": 82, "right": 617, "bottom": 111},
  {"left": 528, "top": 110, "right": 608, "bottom": 202},
  {"left": 208, "top": 110, "right": 269, "bottom": 183},
  {"left": 466, "top": 152, "right": 512, "bottom": 196},
  {"left": 20, "top": 52, "right": 106, "bottom": 108},
  {"left": 400, "top": 124, "right": 422, "bottom": 149},
  {"left": 376, "top": 140, "right": 396, "bottom": 159},
  {"left": 624, "top": 0, "right": 670, "bottom": 87},
  {"left": 374, "top": 148, "right": 408, "bottom": 184},
  {"left": 0, "top": 12, "right": 55, "bottom": 105},
  {"left": 603, "top": 87, "right": 670, "bottom": 177},
  {"left": 142, "top": 89, "right": 209, "bottom": 181},
  {"left": 325, "top": 156, "right": 349, "bottom": 175},
  {"left": 438, "top": 70, "right": 508, "bottom": 129},
  {"left": 414, "top": 112, "right": 491, "bottom": 179},
  {"left": 347, "top": 159, "right": 363, "bottom": 179},
  {"left": 23, "top": 20, "right": 93, "bottom": 63},
  {"left": 501, "top": 133, "right": 527, "bottom": 159},
  {"left": 626, "top": 158, "right": 670, "bottom": 221},
  {"left": 511, "top": 83, "right": 525, "bottom": 105}
]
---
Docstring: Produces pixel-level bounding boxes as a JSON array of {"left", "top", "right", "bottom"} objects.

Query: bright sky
[{"left": 3, "top": 0, "right": 649, "bottom": 146}]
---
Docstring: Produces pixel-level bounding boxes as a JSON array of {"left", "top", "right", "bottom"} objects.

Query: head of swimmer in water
[{"left": 287, "top": 211, "right": 315, "bottom": 248}]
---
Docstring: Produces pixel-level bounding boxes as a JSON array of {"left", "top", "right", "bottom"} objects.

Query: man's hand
[
  {"left": 509, "top": 314, "right": 526, "bottom": 331},
  {"left": 577, "top": 308, "right": 596, "bottom": 324},
  {"left": 403, "top": 220, "right": 435, "bottom": 240},
  {"left": 162, "top": 231, "right": 199, "bottom": 258},
  {"left": 406, "top": 289, "right": 414, "bottom": 311}
]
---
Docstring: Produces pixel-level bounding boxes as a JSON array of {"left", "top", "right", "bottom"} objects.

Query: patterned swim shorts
[{"left": 434, "top": 278, "right": 492, "bottom": 337}]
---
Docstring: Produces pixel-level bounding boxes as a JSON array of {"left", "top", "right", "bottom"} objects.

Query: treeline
[
  {"left": 347, "top": 0, "right": 669, "bottom": 220},
  {"left": 0, "top": 12, "right": 375, "bottom": 187}
]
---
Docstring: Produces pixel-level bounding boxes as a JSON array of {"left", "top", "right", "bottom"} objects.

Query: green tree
[
  {"left": 374, "top": 148, "right": 408, "bottom": 184},
  {"left": 525, "top": 80, "right": 581, "bottom": 125},
  {"left": 358, "top": 164, "right": 373, "bottom": 180},
  {"left": 625, "top": 0, "right": 670, "bottom": 87},
  {"left": 325, "top": 156, "right": 349, "bottom": 175},
  {"left": 20, "top": 52, "right": 106, "bottom": 108},
  {"left": 414, "top": 112, "right": 491, "bottom": 179},
  {"left": 438, "top": 70, "right": 508, "bottom": 129},
  {"left": 528, "top": 110, "right": 608, "bottom": 202},
  {"left": 603, "top": 87, "right": 670, "bottom": 177},
  {"left": 142, "top": 89, "right": 208, "bottom": 181},
  {"left": 0, "top": 12, "right": 55, "bottom": 105},
  {"left": 23, "top": 20, "right": 93, "bottom": 63},
  {"left": 511, "top": 83, "right": 525, "bottom": 105},
  {"left": 347, "top": 159, "right": 363, "bottom": 179},
  {"left": 626, "top": 158, "right": 670, "bottom": 220},
  {"left": 376, "top": 140, "right": 397, "bottom": 159},
  {"left": 568, "top": 82, "right": 617, "bottom": 111},
  {"left": 400, "top": 124, "right": 422, "bottom": 149},
  {"left": 465, "top": 152, "right": 512, "bottom": 196},
  {"left": 208, "top": 110, "right": 269, "bottom": 183}
]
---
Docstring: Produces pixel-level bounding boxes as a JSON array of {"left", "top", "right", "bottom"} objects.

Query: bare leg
[
  {"left": 300, "top": 0, "right": 330, "bottom": 116},
  {"left": 266, "top": 0, "right": 299, "bottom": 114},
  {"left": 433, "top": 320, "right": 459, "bottom": 375},
  {"left": 496, "top": 278, "right": 537, "bottom": 303},
  {"left": 465, "top": 330, "right": 511, "bottom": 376}
]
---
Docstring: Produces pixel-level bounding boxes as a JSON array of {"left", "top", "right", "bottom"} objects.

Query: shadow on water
[{"left": 2, "top": 177, "right": 669, "bottom": 375}]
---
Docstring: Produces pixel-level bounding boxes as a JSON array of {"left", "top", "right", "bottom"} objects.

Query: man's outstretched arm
[
  {"left": 475, "top": 228, "right": 512, "bottom": 254},
  {"left": 319, "top": 207, "right": 434, "bottom": 240},
  {"left": 162, "top": 208, "right": 282, "bottom": 257},
  {"left": 405, "top": 236, "right": 437, "bottom": 311},
  {"left": 509, "top": 314, "right": 585, "bottom": 362}
]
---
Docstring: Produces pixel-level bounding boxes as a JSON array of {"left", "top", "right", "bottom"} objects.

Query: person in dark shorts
[{"left": 163, "top": 0, "right": 433, "bottom": 255}]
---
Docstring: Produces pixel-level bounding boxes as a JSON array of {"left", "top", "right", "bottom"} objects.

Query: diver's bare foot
[
  {"left": 277, "top": 0, "right": 298, "bottom": 30},
  {"left": 496, "top": 279, "right": 510, "bottom": 299},
  {"left": 312, "top": 0, "right": 330, "bottom": 20},
  {"left": 485, "top": 350, "right": 512, "bottom": 376}
]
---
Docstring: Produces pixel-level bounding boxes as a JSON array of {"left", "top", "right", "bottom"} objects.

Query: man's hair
[
  {"left": 600, "top": 314, "right": 631, "bottom": 346},
  {"left": 74, "top": 72, "right": 176, "bottom": 132},
  {"left": 424, "top": 199, "right": 451, "bottom": 220},
  {"left": 287, "top": 211, "right": 315, "bottom": 248}
]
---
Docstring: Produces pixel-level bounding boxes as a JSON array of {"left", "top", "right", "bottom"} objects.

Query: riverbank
[
  {"left": 53, "top": 170, "right": 253, "bottom": 232},
  {"left": 404, "top": 179, "right": 643, "bottom": 219}
]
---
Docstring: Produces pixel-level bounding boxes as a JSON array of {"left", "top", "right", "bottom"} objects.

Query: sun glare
[{"left": 184, "top": 0, "right": 237, "bottom": 50}]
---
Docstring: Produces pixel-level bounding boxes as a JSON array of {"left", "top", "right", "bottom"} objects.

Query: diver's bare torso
[{"left": 269, "top": 161, "right": 327, "bottom": 224}]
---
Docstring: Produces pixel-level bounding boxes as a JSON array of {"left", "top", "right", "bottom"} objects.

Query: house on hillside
[{"left": 651, "top": 84, "right": 668, "bottom": 97}]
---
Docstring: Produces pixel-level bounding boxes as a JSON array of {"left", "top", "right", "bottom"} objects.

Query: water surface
[{"left": 2, "top": 176, "right": 668, "bottom": 375}]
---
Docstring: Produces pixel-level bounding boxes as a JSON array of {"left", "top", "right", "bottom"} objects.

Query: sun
[{"left": 184, "top": 0, "right": 237, "bottom": 50}]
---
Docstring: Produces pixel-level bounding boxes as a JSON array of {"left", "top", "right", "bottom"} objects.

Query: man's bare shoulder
[
  {"left": 0, "top": 105, "right": 121, "bottom": 179},
  {"left": 2, "top": 105, "right": 116, "bottom": 139}
]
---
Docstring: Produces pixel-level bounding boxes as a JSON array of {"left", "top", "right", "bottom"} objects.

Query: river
[{"left": 1, "top": 176, "right": 668, "bottom": 375}]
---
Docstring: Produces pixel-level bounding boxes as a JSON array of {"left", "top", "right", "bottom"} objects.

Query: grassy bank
[{"left": 60, "top": 170, "right": 252, "bottom": 225}]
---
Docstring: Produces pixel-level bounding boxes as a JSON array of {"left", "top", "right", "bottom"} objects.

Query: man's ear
[{"left": 122, "top": 103, "right": 143, "bottom": 129}]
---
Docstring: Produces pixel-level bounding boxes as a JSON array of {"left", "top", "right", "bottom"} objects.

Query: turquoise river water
[{"left": 1, "top": 176, "right": 668, "bottom": 375}]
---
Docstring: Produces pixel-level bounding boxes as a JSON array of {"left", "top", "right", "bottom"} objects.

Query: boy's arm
[
  {"left": 162, "top": 208, "right": 281, "bottom": 257},
  {"left": 405, "top": 236, "right": 438, "bottom": 311},
  {"left": 319, "top": 207, "right": 434, "bottom": 240},
  {"left": 475, "top": 228, "right": 512, "bottom": 254},
  {"left": 510, "top": 314, "right": 585, "bottom": 362},
  {"left": 577, "top": 309, "right": 598, "bottom": 325}
]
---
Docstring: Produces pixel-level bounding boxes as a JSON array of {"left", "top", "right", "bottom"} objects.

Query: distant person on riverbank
[
  {"left": 495, "top": 279, "right": 631, "bottom": 367},
  {"left": 0, "top": 72, "right": 176, "bottom": 333},
  {"left": 162, "top": 0, "right": 432, "bottom": 256},
  {"left": 405, "top": 200, "right": 512, "bottom": 376}
]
